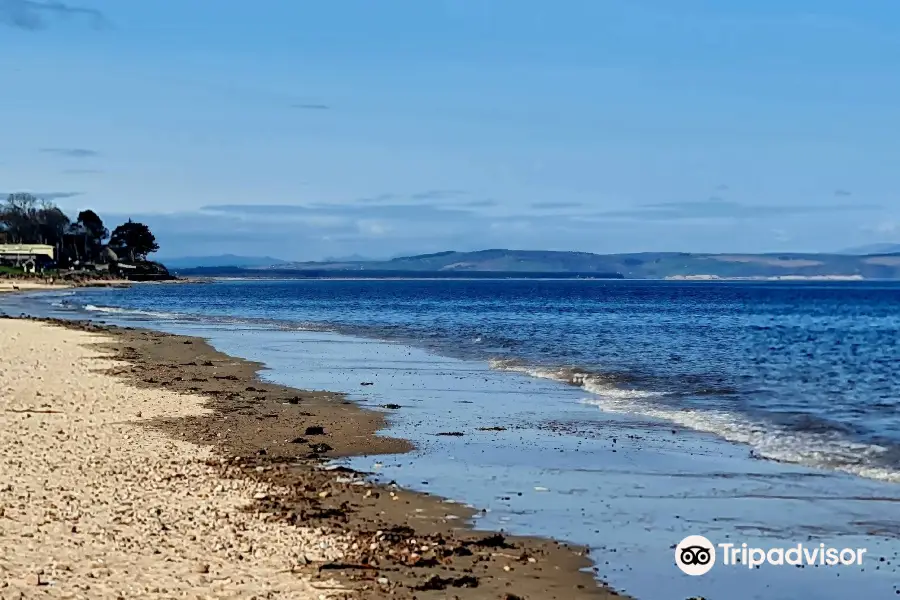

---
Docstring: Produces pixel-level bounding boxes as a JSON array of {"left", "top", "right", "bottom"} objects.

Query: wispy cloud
[
  {"left": 290, "top": 103, "right": 330, "bottom": 110},
  {"left": 461, "top": 199, "right": 498, "bottom": 208},
  {"left": 410, "top": 189, "right": 467, "bottom": 201},
  {"left": 834, "top": 189, "right": 852, "bottom": 197},
  {"left": 1, "top": 191, "right": 81, "bottom": 200},
  {"left": 870, "top": 221, "right": 899, "bottom": 235},
  {"left": 1, "top": 0, "right": 109, "bottom": 31},
  {"left": 715, "top": 184, "right": 730, "bottom": 191},
  {"left": 351, "top": 190, "right": 470, "bottom": 205},
  {"left": 62, "top": 167, "right": 102, "bottom": 174},
  {"left": 771, "top": 228, "right": 791, "bottom": 243},
  {"left": 200, "top": 202, "right": 475, "bottom": 221},
  {"left": 592, "top": 199, "right": 881, "bottom": 221},
  {"left": 531, "top": 201, "right": 583, "bottom": 209},
  {"left": 40, "top": 147, "right": 99, "bottom": 158},
  {"left": 109, "top": 207, "right": 557, "bottom": 261},
  {"left": 354, "top": 193, "right": 398, "bottom": 204}
]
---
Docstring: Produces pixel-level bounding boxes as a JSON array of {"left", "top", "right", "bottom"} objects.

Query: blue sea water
[
  {"left": 23, "top": 278, "right": 900, "bottom": 483},
  {"left": 5, "top": 279, "right": 900, "bottom": 599}
]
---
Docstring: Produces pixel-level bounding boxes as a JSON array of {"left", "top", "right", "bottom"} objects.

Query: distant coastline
[
  {"left": 665, "top": 274, "right": 866, "bottom": 281},
  {"left": 178, "top": 268, "right": 626, "bottom": 280},
  {"left": 167, "top": 249, "right": 900, "bottom": 280}
]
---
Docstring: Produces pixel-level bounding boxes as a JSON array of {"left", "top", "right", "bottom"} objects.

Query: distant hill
[
  {"left": 161, "top": 254, "right": 288, "bottom": 269},
  {"left": 174, "top": 249, "right": 900, "bottom": 279},
  {"left": 321, "top": 253, "right": 377, "bottom": 262},
  {"left": 839, "top": 243, "right": 900, "bottom": 255}
]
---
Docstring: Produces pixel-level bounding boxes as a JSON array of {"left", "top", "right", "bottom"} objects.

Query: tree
[
  {"left": 77, "top": 210, "right": 107, "bottom": 242},
  {"left": 109, "top": 219, "right": 159, "bottom": 262},
  {"left": 1, "top": 193, "right": 71, "bottom": 246},
  {"left": 35, "top": 203, "right": 70, "bottom": 246},
  {"left": 76, "top": 209, "right": 108, "bottom": 261},
  {"left": 1, "top": 193, "right": 41, "bottom": 243}
]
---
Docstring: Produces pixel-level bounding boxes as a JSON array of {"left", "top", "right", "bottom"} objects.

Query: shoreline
[
  {"left": 2, "top": 315, "right": 619, "bottom": 599},
  {"left": 5, "top": 283, "right": 900, "bottom": 598},
  {"left": 0, "top": 279, "right": 133, "bottom": 294}
]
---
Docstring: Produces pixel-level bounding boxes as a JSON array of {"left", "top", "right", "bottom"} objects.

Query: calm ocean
[{"left": 29, "top": 278, "right": 900, "bottom": 483}]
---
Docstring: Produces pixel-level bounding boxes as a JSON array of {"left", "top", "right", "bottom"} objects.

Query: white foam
[
  {"left": 488, "top": 358, "right": 900, "bottom": 484},
  {"left": 83, "top": 304, "right": 179, "bottom": 320},
  {"left": 580, "top": 396, "right": 900, "bottom": 484},
  {"left": 489, "top": 358, "right": 663, "bottom": 399},
  {"left": 292, "top": 322, "right": 331, "bottom": 332}
]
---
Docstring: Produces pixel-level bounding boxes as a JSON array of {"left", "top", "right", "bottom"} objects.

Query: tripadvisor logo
[
  {"left": 675, "top": 535, "right": 716, "bottom": 576},
  {"left": 675, "top": 535, "right": 868, "bottom": 575}
]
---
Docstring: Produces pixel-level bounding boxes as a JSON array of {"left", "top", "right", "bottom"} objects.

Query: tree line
[{"left": 0, "top": 192, "right": 159, "bottom": 266}]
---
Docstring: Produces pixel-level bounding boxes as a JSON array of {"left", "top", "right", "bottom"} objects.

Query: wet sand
[{"left": 0, "top": 316, "right": 619, "bottom": 599}]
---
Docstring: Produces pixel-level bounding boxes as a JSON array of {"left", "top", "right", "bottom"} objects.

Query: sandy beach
[
  {"left": 0, "top": 280, "right": 132, "bottom": 295},
  {"left": 0, "top": 317, "right": 614, "bottom": 599},
  {"left": 0, "top": 318, "right": 346, "bottom": 599},
  {"left": 0, "top": 282, "right": 71, "bottom": 294}
]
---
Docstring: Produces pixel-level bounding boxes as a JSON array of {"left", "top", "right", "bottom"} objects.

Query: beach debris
[
  {"left": 471, "top": 533, "right": 514, "bottom": 549},
  {"left": 321, "top": 464, "right": 355, "bottom": 473},
  {"left": 534, "top": 486, "right": 549, "bottom": 492},
  {"left": 360, "top": 382, "right": 374, "bottom": 386},
  {"left": 414, "top": 574, "right": 479, "bottom": 591},
  {"left": 2, "top": 317, "right": 612, "bottom": 599},
  {"left": 318, "top": 562, "right": 378, "bottom": 571},
  {"left": 286, "top": 396, "right": 302, "bottom": 404}
]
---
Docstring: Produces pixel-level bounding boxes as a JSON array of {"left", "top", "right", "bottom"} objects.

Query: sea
[{"left": 3, "top": 278, "right": 900, "bottom": 599}]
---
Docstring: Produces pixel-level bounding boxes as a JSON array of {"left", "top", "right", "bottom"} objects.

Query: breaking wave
[
  {"left": 488, "top": 358, "right": 664, "bottom": 400},
  {"left": 488, "top": 358, "right": 900, "bottom": 484},
  {"left": 579, "top": 396, "right": 900, "bottom": 484},
  {"left": 83, "top": 304, "right": 183, "bottom": 320}
]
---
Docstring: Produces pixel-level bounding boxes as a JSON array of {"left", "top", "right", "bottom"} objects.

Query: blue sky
[{"left": 2, "top": 0, "right": 899, "bottom": 259}]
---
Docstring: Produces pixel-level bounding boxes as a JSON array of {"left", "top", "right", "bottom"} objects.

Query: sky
[{"left": 2, "top": 0, "right": 900, "bottom": 260}]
